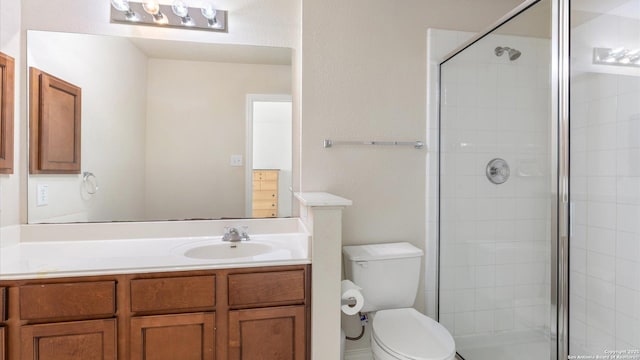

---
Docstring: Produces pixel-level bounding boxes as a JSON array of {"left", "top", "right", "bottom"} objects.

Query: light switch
[
  {"left": 230, "top": 154, "right": 243, "bottom": 167},
  {"left": 37, "top": 184, "right": 49, "bottom": 206}
]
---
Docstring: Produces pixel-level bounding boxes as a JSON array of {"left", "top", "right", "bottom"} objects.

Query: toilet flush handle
[{"left": 356, "top": 261, "right": 368, "bottom": 268}]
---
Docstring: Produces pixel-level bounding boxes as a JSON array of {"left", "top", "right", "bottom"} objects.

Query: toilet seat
[{"left": 371, "top": 308, "right": 455, "bottom": 360}]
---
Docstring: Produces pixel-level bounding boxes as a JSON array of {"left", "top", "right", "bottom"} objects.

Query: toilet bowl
[{"left": 370, "top": 308, "right": 455, "bottom": 360}]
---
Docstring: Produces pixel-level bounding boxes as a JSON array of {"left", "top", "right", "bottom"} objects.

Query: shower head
[{"left": 495, "top": 46, "right": 521, "bottom": 61}]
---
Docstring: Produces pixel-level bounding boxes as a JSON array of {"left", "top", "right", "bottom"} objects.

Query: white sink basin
[{"left": 183, "top": 242, "right": 273, "bottom": 260}]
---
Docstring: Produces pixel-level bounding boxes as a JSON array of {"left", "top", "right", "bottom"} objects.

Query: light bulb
[
  {"left": 201, "top": 4, "right": 217, "bottom": 20},
  {"left": 172, "top": 1, "right": 189, "bottom": 17},
  {"left": 111, "top": 0, "right": 130, "bottom": 12},
  {"left": 142, "top": 0, "right": 161, "bottom": 15}
]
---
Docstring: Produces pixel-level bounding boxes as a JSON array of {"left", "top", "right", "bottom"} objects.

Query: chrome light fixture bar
[
  {"left": 110, "top": 0, "right": 227, "bottom": 32},
  {"left": 593, "top": 47, "right": 640, "bottom": 67}
]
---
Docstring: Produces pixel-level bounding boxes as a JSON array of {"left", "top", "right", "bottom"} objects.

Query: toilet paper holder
[{"left": 342, "top": 298, "right": 358, "bottom": 307}]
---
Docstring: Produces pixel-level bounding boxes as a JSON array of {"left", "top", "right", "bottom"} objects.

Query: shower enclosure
[{"left": 436, "top": 0, "right": 640, "bottom": 359}]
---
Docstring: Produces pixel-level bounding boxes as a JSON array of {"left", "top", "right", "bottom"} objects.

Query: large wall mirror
[{"left": 27, "top": 30, "right": 293, "bottom": 224}]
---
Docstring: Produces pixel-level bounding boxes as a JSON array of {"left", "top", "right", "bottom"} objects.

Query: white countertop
[{"left": 0, "top": 232, "right": 310, "bottom": 280}]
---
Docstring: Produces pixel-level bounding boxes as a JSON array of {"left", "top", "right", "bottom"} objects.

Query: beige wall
[
  {"left": 144, "top": 59, "right": 291, "bottom": 220},
  {"left": 300, "top": 0, "right": 524, "bottom": 352},
  {"left": 27, "top": 31, "right": 148, "bottom": 223}
]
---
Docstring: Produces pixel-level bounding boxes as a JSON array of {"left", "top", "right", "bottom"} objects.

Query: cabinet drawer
[
  {"left": 259, "top": 180, "right": 278, "bottom": 191},
  {"left": 252, "top": 209, "right": 277, "bottom": 218},
  {"left": 228, "top": 270, "right": 305, "bottom": 307},
  {"left": 0, "top": 287, "right": 5, "bottom": 322},
  {"left": 253, "top": 171, "right": 278, "bottom": 181},
  {"left": 20, "top": 281, "right": 116, "bottom": 321},
  {"left": 253, "top": 190, "right": 277, "bottom": 200},
  {"left": 130, "top": 275, "right": 215, "bottom": 313},
  {"left": 252, "top": 200, "right": 277, "bottom": 210}
]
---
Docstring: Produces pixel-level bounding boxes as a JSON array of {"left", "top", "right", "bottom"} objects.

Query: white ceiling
[{"left": 128, "top": 38, "right": 292, "bottom": 65}]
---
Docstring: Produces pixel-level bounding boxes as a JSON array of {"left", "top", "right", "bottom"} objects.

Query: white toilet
[{"left": 343, "top": 242, "right": 456, "bottom": 360}]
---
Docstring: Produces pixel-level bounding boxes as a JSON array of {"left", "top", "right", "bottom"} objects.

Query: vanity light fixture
[
  {"left": 593, "top": 47, "right": 640, "bottom": 67},
  {"left": 110, "top": 0, "right": 227, "bottom": 32}
]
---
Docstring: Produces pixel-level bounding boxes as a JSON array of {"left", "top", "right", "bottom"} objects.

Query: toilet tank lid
[{"left": 343, "top": 242, "right": 423, "bottom": 261}]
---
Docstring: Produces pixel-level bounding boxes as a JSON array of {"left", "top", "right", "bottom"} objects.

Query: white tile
[
  {"left": 569, "top": 270, "right": 587, "bottom": 298},
  {"left": 616, "top": 231, "right": 640, "bottom": 262},
  {"left": 587, "top": 150, "right": 617, "bottom": 177},
  {"left": 617, "top": 177, "right": 640, "bottom": 205},
  {"left": 617, "top": 204, "right": 640, "bottom": 233},
  {"left": 494, "top": 308, "right": 514, "bottom": 331},
  {"left": 454, "top": 312, "right": 475, "bottom": 335},
  {"left": 454, "top": 289, "right": 475, "bottom": 312},
  {"left": 588, "top": 96, "right": 617, "bottom": 125},
  {"left": 587, "top": 202, "right": 616, "bottom": 230},
  {"left": 587, "top": 251, "right": 616, "bottom": 283},
  {"left": 616, "top": 259, "right": 640, "bottom": 291},
  {"left": 615, "top": 285, "right": 640, "bottom": 319},
  {"left": 616, "top": 312, "right": 640, "bottom": 347},
  {"left": 617, "top": 149, "right": 640, "bottom": 177},
  {"left": 475, "top": 265, "right": 495, "bottom": 287},
  {"left": 571, "top": 294, "right": 587, "bottom": 322},
  {"left": 494, "top": 286, "right": 514, "bottom": 308},
  {"left": 585, "top": 325, "right": 615, "bottom": 355},
  {"left": 587, "top": 123, "right": 617, "bottom": 150},
  {"left": 474, "top": 310, "right": 494, "bottom": 334},
  {"left": 617, "top": 92, "right": 640, "bottom": 123},
  {"left": 616, "top": 119, "right": 640, "bottom": 149},
  {"left": 586, "top": 226, "right": 616, "bottom": 256},
  {"left": 587, "top": 177, "right": 616, "bottom": 203},
  {"left": 475, "top": 287, "right": 495, "bottom": 310},
  {"left": 586, "top": 301, "right": 615, "bottom": 334},
  {"left": 495, "top": 264, "right": 516, "bottom": 286}
]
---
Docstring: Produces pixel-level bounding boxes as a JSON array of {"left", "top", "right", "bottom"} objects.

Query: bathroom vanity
[
  {"left": 0, "top": 264, "right": 309, "bottom": 360},
  {"left": 0, "top": 226, "right": 312, "bottom": 360}
]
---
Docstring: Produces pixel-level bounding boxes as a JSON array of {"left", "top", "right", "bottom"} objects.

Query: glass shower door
[
  {"left": 569, "top": 0, "right": 640, "bottom": 356},
  {"left": 438, "top": 1, "right": 554, "bottom": 359}
]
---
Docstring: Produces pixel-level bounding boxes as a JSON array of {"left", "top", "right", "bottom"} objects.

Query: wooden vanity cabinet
[
  {"left": 128, "top": 274, "right": 217, "bottom": 360},
  {"left": 0, "top": 264, "right": 310, "bottom": 360},
  {"left": 1, "top": 287, "right": 6, "bottom": 360}
]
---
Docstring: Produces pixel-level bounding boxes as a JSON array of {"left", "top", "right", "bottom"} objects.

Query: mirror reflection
[{"left": 27, "top": 30, "right": 293, "bottom": 224}]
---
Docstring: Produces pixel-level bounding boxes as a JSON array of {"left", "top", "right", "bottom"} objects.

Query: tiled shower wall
[{"left": 430, "top": 29, "right": 551, "bottom": 339}]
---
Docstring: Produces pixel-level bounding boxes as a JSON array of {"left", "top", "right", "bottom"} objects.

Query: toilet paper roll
[{"left": 341, "top": 280, "right": 364, "bottom": 315}]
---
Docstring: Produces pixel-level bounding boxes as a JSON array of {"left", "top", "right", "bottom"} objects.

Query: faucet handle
[{"left": 240, "top": 225, "right": 250, "bottom": 241}]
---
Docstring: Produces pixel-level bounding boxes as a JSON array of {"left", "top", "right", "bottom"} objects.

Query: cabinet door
[
  {"left": 130, "top": 312, "right": 215, "bottom": 360},
  {"left": 229, "top": 306, "right": 305, "bottom": 360},
  {"left": 0, "top": 327, "right": 5, "bottom": 360},
  {"left": 20, "top": 319, "right": 116, "bottom": 360}
]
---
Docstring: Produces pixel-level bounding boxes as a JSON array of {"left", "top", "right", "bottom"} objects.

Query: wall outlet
[
  {"left": 230, "top": 154, "right": 243, "bottom": 167},
  {"left": 37, "top": 184, "right": 49, "bottom": 206}
]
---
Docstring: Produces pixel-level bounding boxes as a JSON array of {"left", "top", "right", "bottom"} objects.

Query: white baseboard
[{"left": 345, "top": 348, "right": 373, "bottom": 360}]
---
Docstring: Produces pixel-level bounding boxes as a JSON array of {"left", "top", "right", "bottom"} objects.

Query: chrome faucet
[{"left": 222, "top": 226, "right": 250, "bottom": 242}]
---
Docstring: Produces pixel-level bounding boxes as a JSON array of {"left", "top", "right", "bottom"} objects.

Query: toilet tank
[{"left": 343, "top": 242, "right": 423, "bottom": 313}]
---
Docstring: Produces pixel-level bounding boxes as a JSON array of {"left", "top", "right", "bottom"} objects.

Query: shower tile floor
[{"left": 455, "top": 329, "right": 550, "bottom": 360}]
